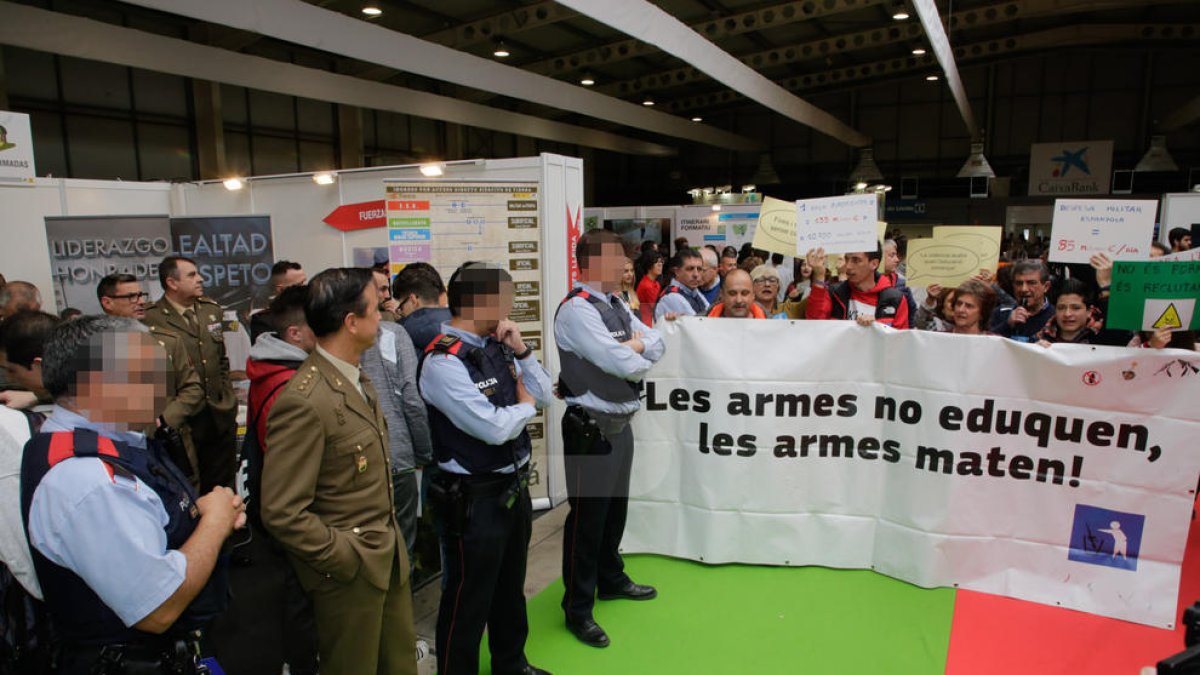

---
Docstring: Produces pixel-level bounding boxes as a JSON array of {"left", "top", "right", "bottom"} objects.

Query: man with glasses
[{"left": 98, "top": 273, "right": 205, "bottom": 485}]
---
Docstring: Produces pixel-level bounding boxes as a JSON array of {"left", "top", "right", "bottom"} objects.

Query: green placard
[{"left": 1108, "top": 260, "right": 1200, "bottom": 331}]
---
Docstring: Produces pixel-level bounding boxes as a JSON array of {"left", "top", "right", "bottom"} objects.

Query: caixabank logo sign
[{"left": 1067, "top": 503, "right": 1144, "bottom": 571}]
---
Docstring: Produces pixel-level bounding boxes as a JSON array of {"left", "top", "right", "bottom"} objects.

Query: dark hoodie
[
  {"left": 246, "top": 333, "right": 309, "bottom": 450},
  {"left": 807, "top": 273, "right": 910, "bottom": 328}
]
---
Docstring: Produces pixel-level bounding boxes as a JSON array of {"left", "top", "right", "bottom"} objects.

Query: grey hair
[
  {"left": 41, "top": 314, "right": 147, "bottom": 399},
  {"left": 0, "top": 281, "right": 41, "bottom": 312},
  {"left": 699, "top": 247, "right": 718, "bottom": 268}
]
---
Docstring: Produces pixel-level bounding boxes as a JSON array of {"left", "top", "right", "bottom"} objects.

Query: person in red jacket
[
  {"left": 804, "top": 244, "right": 910, "bottom": 329},
  {"left": 247, "top": 285, "right": 315, "bottom": 448}
]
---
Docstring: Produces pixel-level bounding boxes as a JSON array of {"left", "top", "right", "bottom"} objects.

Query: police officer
[
  {"left": 142, "top": 256, "right": 238, "bottom": 492},
  {"left": 261, "top": 268, "right": 417, "bottom": 675},
  {"left": 555, "top": 230, "right": 665, "bottom": 648},
  {"left": 21, "top": 315, "right": 243, "bottom": 675},
  {"left": 654, "top": 248, "right": 709, "bottom": 321},
  {"left": 98, "top": 273, "right": 206, "bottom": 484},
  {"left": 420, "top": 264, "right": 552, "bottom": 675}
]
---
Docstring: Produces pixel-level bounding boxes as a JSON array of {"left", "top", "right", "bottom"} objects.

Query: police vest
[
  {"left": 658, "top": 283, "right": 708, "bottom": 314},
  {"left": 554, "top": 288, "right": 640, "bottom": 404},
  {"left": 423, "top": 335, "right": 532, "bottom": 474},
  {"left": 20, "top": 429, "right": 228, "bottom": 646}
]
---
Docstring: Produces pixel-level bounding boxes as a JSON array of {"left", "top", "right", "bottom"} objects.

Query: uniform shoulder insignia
[
  {"left": 425, "top": 334, "right": 461, "bottom": 354},
  {"left": 292, "top": 371, "right": 318, "bottom": 399}
]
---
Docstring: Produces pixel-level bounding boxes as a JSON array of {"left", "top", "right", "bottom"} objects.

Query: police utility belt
[
  {"left": 432, "top": 464, "right": 530, "bottom": 509},
  {"left": 81, "top": 630, "right": 210, "bottom": 675}
]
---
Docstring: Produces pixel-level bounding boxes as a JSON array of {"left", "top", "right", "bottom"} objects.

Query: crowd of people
[{"left": 0, "top": 222, "right": 1193, "bottom": 675}]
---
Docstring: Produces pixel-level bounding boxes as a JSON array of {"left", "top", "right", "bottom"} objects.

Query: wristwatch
[{"left": 514, "top": 346, "right": 534, "bottom": 360}]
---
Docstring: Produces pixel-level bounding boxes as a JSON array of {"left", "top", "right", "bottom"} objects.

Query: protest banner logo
[{"left": 1068, "top": 504, "right": 1144, "bottom": 571}]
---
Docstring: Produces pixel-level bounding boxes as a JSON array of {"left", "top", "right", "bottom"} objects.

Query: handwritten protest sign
[
  {"left": 750, "top": 196, "right": 797, "bottom": 258},
  {"left": 795, "top": 193, "right": 880, "bottom": 255},
  {"left": 1048, "top": 199, "right": 1156, "bottom": 264},
  {"left": 905, "top": 226, "right": 1002, "bottom": 288},
  {"left": 1108, "top": 260, "right": 1200, "bottom": 331}
]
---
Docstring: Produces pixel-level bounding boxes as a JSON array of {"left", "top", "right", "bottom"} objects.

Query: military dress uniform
[
  {"left": 142, "top": 297, "right": 238, "bottom": 492},
  {"left": 261, "top": 349, "right": 417, "bottom": 675},
  {"left": 145, "top": 326, "right": 206, "bottom": 485},
  {"left": 419, "top": 325, "right": 552, "bottom": 675}
]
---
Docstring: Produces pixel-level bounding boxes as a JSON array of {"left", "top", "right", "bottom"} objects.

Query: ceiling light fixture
[
  {"left": 912, "top": 47, "right": 926, "bottom": 55},
  {"left": 642, "top": 98, "right": 655, "bottom": 106},
  {"left": 957, "top": 141, "right": 996, "bottom": 178},
  {"left": 691, "top": 116, "right": 703, "bottom": 122},
  {"left": 222, "top": 177, "right": 244, "bottom": 191},
  {"left": 580, "top": 74, "right": 595, "bottom": 86},
  {"left": 493, "top": 41, "right": 510, "bottom": 58},
  {"left": 892, "top": 4, "right": 910, "bottom": 20},
  {"left": 926, "top": 74, "right": 939, "bottom": 81},
  {"left": 848, "top": 147, "right": 884, "bottom": 185},
  {"left": 419, "top": 163, "right": 445, "bottom": 177},
  {"left": 1134, "top": 134, "right": 1179, "bottom": 172},
  {"left": 361, "top": 3, "right": 382, "bottom": 18},
  {"left": 313, "top": 172, "right": 336, "bottom": 185}
]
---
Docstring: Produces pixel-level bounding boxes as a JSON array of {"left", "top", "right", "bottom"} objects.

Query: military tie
[{"left": 183, "top": 307, "right": 199, "bottom": 335}]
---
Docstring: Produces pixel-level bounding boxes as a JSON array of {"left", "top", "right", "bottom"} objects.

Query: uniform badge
[
  {"left": 356, "top": 454, "right": 368, "bottom": 473},
  {"left": 206, "top": 322, "right": 223, "bottom": 338}
]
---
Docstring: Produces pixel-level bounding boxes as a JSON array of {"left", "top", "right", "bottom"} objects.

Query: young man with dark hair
[
  {"left": 0, "top": 311, "right": 59, "bottom": 398},
  {"left": 555, "top": 229, "right": 664, "bottom": 649},
  {"left": 142, "top": 256, "right": 238, "bottom": 492},
  {"left": 988, "top": 259, "right": 1055, "bottom": 341},
  {"left": 420, "top": 263, "right": 552, "bottom": 675},
  {"left": 1168, "top": 227, "right": 1192, "bottom": 253},
  {"left": 251, "top": 261, "right": 308, "bottom": 342},
  {"left": 395, "top": 265, "right": 451, "bottom": 352},
  {"left": 805, "top": 244, "right": 910, "bottom": 328},
  {"left": 22, "top": 315, "right": 243, "bottom": 675},
  {"left": 260, "top": 268, "right": 417, "bottom": 675},
  {"left": 654, "top": 248, "right": 708, "bottom": 321}
]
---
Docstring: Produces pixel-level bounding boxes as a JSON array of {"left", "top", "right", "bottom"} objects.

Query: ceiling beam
[
  {"left": 911, "top": 0, "right": 978, "bottom": 139},
  {"left": 663, "top": 23, "right": 1200, "bottom": 113},
  {"left": 0, "top": 2, "right": 677, "bottom": 156},
  {"left": 555, "top": 0, "right": 870, "bottom": 146},
  {"left": 420, "top": 1, "right": 577, "bottom": 49},
  {"left": 119, "top": 0, "right": 762, "bottom": 151}
]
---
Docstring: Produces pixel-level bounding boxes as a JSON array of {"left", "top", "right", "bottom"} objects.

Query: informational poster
[
  {"left": 625, "top": 319, "right": 1200, "bottom": 628},
  {"left": 1108, "top": 260, "right": 1200, "bottom": 331},
  {"left": 605, "top": 218, "right": 669, "bottom": 254},
  {"left": 352, "top": 246, "right": 389, "bottom": 269},
  {"left": 905, "top": 226, "right": 1002, "bottom": 288},
  {"left": 675, "top": 205, "right": 758, "bottom": 252},
  {"left": 750, "top": 196, "right": 798, "bottom": 258},
  {"left": 795, "top": 193, "right": 880, "bottom": 255},
  {"left": 171, "top": 216, "right": 275, "bottom": 319},
  {"left": 0, "top": 110, "right": 36, "bottom": 185},
  {"left": 384, "top": 181, "right": 549, "bottom": 501},
  {"left": 1048, "top": 199, "right": 1157, "bottom": 264},
  {"left": 44, "top": 215, "right": 172, "bottom": 313},
  {"left": 1029, "top": 140, "right": 1114, "bottom": 196}
]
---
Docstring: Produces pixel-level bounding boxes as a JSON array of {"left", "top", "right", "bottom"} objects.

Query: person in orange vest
[{"left": 706, "top": 270, "right": 765, "bottom": 319}]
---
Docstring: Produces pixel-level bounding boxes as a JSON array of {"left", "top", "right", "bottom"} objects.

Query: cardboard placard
[{"left": 1048, "top": 199, "right": 1156, "bottom": 264}]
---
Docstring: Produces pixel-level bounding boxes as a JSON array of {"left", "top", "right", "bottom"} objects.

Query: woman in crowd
[
  {"left": 914, "top": 284, "right": 955, "bottom": 332},
  {"left": 620, "top": 256, "right": 640, "bottom": 314},
  {"left": 784, "top": 258, "right": 814, "bottom": 304},
  {"left": 635, "top": 250, "right": 663, "bottom": 324},
  {"left": 948, "top": 279, "right": 996, "bottom": 336},
  {"left": 749, "top": 265, "right": 789, "bottom": 319}
]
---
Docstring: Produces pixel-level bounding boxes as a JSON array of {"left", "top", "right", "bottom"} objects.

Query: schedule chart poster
[{"left": 384, "top": 181, "right": 549, "bottom": 500}]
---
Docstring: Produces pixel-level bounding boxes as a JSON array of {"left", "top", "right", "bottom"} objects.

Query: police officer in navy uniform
[
  {"left": 420, "top": 264, "right": 553, "bottom": 675},
  {"left": 20, "top": 315, "right": 244, "bottom": 675},
  {"left": 555, "top": 230, "right": 666, "bottom": 648}
]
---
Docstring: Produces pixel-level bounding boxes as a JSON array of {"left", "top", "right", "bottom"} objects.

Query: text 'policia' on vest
[
  {"left": 555, "top": 288, "right": 640, "bottom": 404},
  {"left": 423, "top": 334, "right": 532, "bottom": 474}
]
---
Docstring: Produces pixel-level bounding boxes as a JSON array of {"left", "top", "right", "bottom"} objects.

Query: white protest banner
[
  {"left": 0, "top": 110, "right": 36, "bottom": 184},
  {"left": 1158, "top": 248, "right": 1200, "bottom": 263},
  {"left": 795, "top": 193, "right": 880, "bottom": 255},
  {"left": 1048, "top": 198, "right": 1157, "bottom": 264},
  {"left": 625, "top": 319, "right": 1200, "bottom": 627}
]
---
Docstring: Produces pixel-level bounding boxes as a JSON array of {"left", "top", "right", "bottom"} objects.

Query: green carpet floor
[{"left": 484, "top": 555, "right": 957, "bottom": 675}]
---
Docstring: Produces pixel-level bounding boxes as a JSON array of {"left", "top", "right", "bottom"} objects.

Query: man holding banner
[{"left": 556, "top": 230, "right": 664, "bottom": 648}]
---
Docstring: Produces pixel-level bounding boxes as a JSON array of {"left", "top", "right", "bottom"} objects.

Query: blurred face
[
  {"left": 883, "top": 243, "right": 900, "bottom": 275},
  {"left": 168, "top": 260, "right": 204, "bottom": 301},
  {"left": 461, "top": 281, "right": 514, "bottom": 335},
  {"left": 678, "top": 256, "right": 704, "bottom": 289},
  {"left": 372, "top": 271, "right": 393, "bottom": 307},
  {"left": 585, "top": 242, "right": 627, "bottom": 292},
  {"left": 719, "top": 256, "right": 738, "bottom": 279},
  {"left": 348, "top": 284, "right": 381, "bottom": 350},
  {"left": 622, "top": 259, "right": 635, "bottom": 288},
  {"left": 720, "top": 271, "right": 754, "bottom": 317},
  {"left": 3, "top": 356, "right": 43, "bottom": 395},
  {"left": 651, "top": 259, "right": 664, "bottom": 278},
  {"left": 1012, "top": 271, "right": 1050, "bottom": 308},
  {"left": 942, "top": 290, "right": 956, "bottom": 319},
  {"left": 799, "top": 260, "right": 813, "bottom": 280},
  {"left": 953, "top": 293, "right": 983, "bottom": 332},
  {"left": 75, "top": 332, "right": 168, "bottom": 429},
  {"left": 1055, "top": 293, "right": 1089, "bottom": 336},
  {"left": 843, "top": 253, "right": 876, "bottom": 286},
  {"left": 100, "top": 281, "right": 148, "bottom": 319},
  {"left": 701, "top": 259, "right": 718, "bottom": 286},
  {"left": 752, "top": 275, "right": 779, "bottom": 306}
]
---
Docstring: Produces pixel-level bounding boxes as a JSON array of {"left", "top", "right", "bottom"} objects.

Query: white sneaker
[{"left": 415, "top": 639, "right": 433, "bottom": 661}]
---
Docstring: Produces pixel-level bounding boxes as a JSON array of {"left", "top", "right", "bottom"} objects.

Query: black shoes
[
  {"left": 518, "top": 666, "right": 552, "bottom": 675},
  {"left": 597, "top": 581, "right": 658, "bottom": 601},
  {"left": 566, "top": 616, "right": 611, "bottom": 648}
]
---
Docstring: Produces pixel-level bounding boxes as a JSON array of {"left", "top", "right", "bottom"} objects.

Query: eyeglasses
[
  {"left": 107, "top": 292, "right": 149, "bottom": 302},
  {"left": 752, "top": 278, "right": 779, "bottom": 285}
]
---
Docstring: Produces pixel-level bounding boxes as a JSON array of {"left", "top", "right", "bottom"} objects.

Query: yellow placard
[
  {"left": 750, "top": 196, "right": 797, "bottom": 258},
  {"left": 905, "top": 226, "right": 1002, "bottom": 288}
]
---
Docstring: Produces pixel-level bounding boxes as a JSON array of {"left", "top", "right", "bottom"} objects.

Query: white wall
[{"left": 0, "top": 179, "right": 173, "bottom": 311}]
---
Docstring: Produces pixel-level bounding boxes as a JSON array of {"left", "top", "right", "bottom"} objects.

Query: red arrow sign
[{"left": 323, "top": 200, "right": 387, "bottom": 231}]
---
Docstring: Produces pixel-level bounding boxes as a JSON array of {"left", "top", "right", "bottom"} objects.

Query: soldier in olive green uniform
[
  {"left": 261, "top": 268, "right": 416, "bottom": 675},
  {"left": 98, "top": 272, "right": 207, "bottom": 484},
  {"left": 141, "top": 257, "right": 239, "bottom": 493}
]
